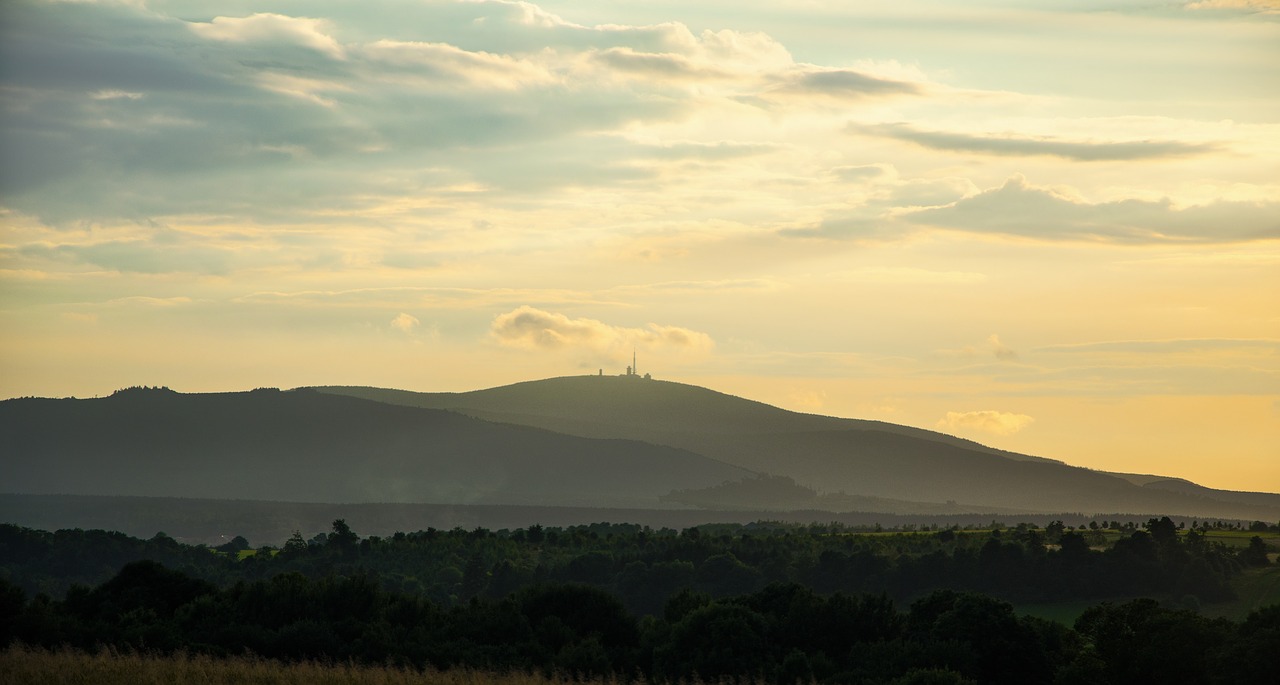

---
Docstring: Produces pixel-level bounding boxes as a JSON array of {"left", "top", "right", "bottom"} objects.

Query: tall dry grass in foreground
[{"left": 0, "top": 644, "right": 620, "bottom": 685}]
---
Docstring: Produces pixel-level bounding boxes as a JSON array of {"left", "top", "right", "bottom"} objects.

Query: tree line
[
  {"left": 1, "top": 518, "right": 1270, "bottom": 616},
  {"left": 2, "top": 559, "right": 1277, "bottom": 685},
  {"left": 1, "top": 518, "right": 1276, "bottom": 683}
]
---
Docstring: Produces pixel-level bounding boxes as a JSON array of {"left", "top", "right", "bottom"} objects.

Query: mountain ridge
[
  {"left": 311, "top": 376, "right": 1280, "bottom": 519},
  {"left": 2, "top": 377, "right": 1276, "bottom": 521},
  {"left": 0, "top": 386, "right": 750, "bottom": 508}
]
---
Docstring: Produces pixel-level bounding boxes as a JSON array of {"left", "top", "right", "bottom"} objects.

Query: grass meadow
[{"left": 0, "top": 644, "right": 620, "bottom": 685}]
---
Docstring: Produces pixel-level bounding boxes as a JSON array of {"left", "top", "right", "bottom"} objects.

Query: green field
[
  {"left": 1198, "top": 529, "right": 1280, "bottom": 549},
  {"left": 1014, "top": 600, "right": 1103, "bottom": 626},
  {"left": 1202, "top": 565, "right": 1280, "bottom": 621}
]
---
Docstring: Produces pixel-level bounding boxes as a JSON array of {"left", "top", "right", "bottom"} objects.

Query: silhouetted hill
[
  {"left": 5, "top": 378, "right": 1276, "bottom": 520},
  {"left": 314, "top": 376, "right": 1280, "bottom": 520},
  {"left": 317, "top": 377, "right": 1054, "bottom": 462},
  {"left": 0, "top": 387, "right": 749, "bottom": 508}
]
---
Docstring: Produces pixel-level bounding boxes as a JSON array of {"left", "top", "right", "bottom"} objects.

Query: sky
[{"left": 2, "top": 0, "right": 1278, "bottom": 493}]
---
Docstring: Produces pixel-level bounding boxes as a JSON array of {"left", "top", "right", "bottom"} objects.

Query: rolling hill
[
  {"left": 3, "top": 377, "right": 1277, "bottom": 522},
  {"left": 313, "top": 376, "right": 1280, "bottom": 520},
  {"left": 0, "top": 386, "right": 750, "bottom": 508}
]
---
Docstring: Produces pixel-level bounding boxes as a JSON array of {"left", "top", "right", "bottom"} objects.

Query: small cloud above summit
[
  {"left": 390, "top": 313, "right": 420, "bottom": 333},
  {"left": 937, "top": 410, "right": 1035, "bottom": 436},
  {"left": 490, "top": 306, "right": 714, "bottom": 360},
  {"left": 988, "top": 334, "right": 1018, "bottom": 361}
]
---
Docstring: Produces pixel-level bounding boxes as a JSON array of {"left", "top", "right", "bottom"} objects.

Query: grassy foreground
[{"left": 0, "top": 645, "right": 609, "bottom": 685}]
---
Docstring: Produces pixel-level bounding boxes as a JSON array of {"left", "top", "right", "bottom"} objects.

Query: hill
[
  {"left": 0, "top": 386, "right": 749, "bottom": 508},
  {"left": 313, "top": 376, "right": 1280, "bottom": 520}
]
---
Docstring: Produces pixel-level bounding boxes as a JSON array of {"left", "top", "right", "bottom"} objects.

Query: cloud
[
  {"left": 831, "top": 164, "right": 892, "bottom": 182},
  {"left": 1035, "top": 338, "right": 1280, "bottom": 355},
  {"left": 90, "top": 89, "right": 145, "bottom": 100},
  {"left": 779, "top": 174, "right": 977, "bottom": 241},
  {"left": 1186, "top": 1, "right": 1280, "bottom": 12},
  {"left": 188, "top": 13, "right": 347, "bottom": 60},
  {"left": 779, "top": 214, "right": 900, "bottom": 241},
  {"left": 390, "top": 312, "right": 420, "bottom": 332},
  {"left": 857, "top": 122, "right": 1218, "bottom": 161},
  {"left": 828, "top": 267, "right": 987, "bottom": 285},
  {"left": 0, "top": 1, "right": 699, "bottom": 222},
  {"left": 934, "top": 334, "right": 1021, "bottom": 361},
  {"left": 787, "top": 389, "right": 827, "bottom": 411},
  {"left": 592, "top": 47, "right": 726, "bottom": 80},
  {"left": 19, "top": 240, "right": 234, "bottom": 274},
  {"left": 360, "top": 39, "right": 555, "bottom": 90},
  {"left": 490, "top": 306, "right": 714, "bottom": 358},
  {"left": 937, "top": 410, "right": 1035, "bottom": 436},
  {"left": 774, "top": 69, "right": 920, "bottom": 99},
  {"left": 909, "top": 175, "right": 1280, "bottom": 243},
  {"left": 611, "top": 278, "right": 783, "bottom": 294},
  {"left": 988, "top": 334, "right": 1018, "bottom": 361}
]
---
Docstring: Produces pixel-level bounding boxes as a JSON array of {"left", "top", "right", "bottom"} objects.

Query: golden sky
[{"left": 2, "top": 0, "right": 1278, "bottom": 492}]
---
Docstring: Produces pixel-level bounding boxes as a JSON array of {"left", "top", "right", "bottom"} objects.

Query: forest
[{"left": 3, "top": 518, "right": 1278, "bottom": 683}]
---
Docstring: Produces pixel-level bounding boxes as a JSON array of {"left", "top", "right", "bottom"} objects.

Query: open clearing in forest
[
  {"left": 1197, "top": 529, "right": 1280, "bottom": 549},
  {"left": 1202, "top": 565, "right": 1280, "bottom": 621}
]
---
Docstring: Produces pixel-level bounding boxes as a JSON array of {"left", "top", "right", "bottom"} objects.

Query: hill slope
[
  {"left": 0, "top": 387, "right": 751, "bottom": 508},
  {"left": 314, "top": 376, "right": 1280, "bottom": 519},
  {"left": 317, "top": 377, "right": 1053, "bottom": 462}
]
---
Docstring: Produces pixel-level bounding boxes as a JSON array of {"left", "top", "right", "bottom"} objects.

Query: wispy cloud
[
  {"left": 856, "top": 122, "right": 1219, "bottom": 161},
  {"left": 1186, "top": 1, "right": 1280, "bottom": 13},
  {"left": 827, "top": 267, "right": 987, "bottom": 285},
  {"left": 1035, "top": 338, "right": 1280, "bottom": 355},
  {"left": 19, "top": 240, "right": 235, "bottom": 274},
  {"left": 772, "top": 69, "right": 921, "bottom": 99},
  {"left": 909, "top": 175, "right": 1280, "bottom": 243}
]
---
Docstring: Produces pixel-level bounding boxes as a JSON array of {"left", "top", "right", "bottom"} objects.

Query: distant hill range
[{"left": 2, "top": 376, "right": 1278, "bottom": 523}]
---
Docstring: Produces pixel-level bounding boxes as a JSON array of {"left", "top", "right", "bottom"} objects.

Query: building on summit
[{"left": 624, "top": 349, "right": 652, "bottom": 379}]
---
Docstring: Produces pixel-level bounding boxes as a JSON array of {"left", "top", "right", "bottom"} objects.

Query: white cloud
[
  {"left": 856, "top": 122, "right": 1219, "bottom": 161},
  {"left": 89, "top": 89, "right": 144, "bottom": 100},
  {"left": 188, "top": 13, "right": 346, "bottom": 60},
  {"left": 909, "top": 175, "right": 1280, "bottom": 244},
  {"left": 390, "top": 312, "right": 419, "bottom": 332},
  {"left": 937, "top": 410, "right": 1035, "bottom": 436},
  {"left": 1186, "top": 1, "right": 1280, "bottom": 12},
  {"left": 490, "top": 306, "right": 714, "bottom": 359},
  {"left": 359, "top": 40, "right": 555, "bottom": 90}
]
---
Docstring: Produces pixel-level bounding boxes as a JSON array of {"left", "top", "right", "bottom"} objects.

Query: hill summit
[{"left": 314, "top": 376, "right": 1280, "bottom": 520}]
